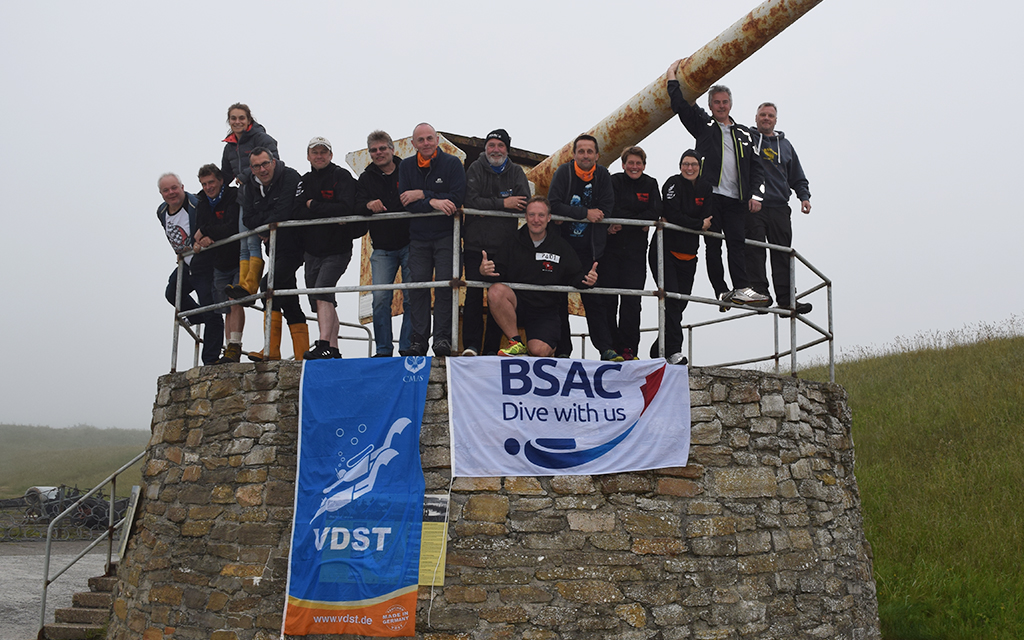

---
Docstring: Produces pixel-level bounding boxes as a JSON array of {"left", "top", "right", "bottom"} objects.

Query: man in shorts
[
  {"left": 479, "top": 197, "right": 598, "bottom": 357},
  {"left": 296, "top": 136, "right": 366, "bottom": 359}
]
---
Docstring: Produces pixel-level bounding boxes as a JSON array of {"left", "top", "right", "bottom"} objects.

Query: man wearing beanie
[
  {"left": 398, "top": 122, "right": 466, "bottom": 357},
  {"left": 462, "top": 128, "right": 531, "bottom": 356}
]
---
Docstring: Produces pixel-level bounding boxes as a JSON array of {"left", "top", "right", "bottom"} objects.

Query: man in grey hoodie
[{"left": 746, "top": 102, "right": 813, "bottom": 314}]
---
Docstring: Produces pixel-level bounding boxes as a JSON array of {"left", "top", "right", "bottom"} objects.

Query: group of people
[{"left": 157, "top": 74, "right": 812, "bottom": 366}]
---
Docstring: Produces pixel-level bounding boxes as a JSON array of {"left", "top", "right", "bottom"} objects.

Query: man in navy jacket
[{"left": 398, "top": 123, "right": 466, "bottom": 357}]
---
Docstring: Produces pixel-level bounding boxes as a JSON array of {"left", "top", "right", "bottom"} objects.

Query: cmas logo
[{"left": 403, "top": 356, "right": 426, "bottom": 382}]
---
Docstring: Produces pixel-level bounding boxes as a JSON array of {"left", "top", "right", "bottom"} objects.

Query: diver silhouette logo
[
  {"left": 310, "top": 417, "right": 411, "bottom": 522},
  {"left": 502, "top": 366, "right": 665, "bottom": 470}
]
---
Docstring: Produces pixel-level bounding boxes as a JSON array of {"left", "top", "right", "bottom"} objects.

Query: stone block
[
  {"left": 550, "top": 475, "right": 596, "bottom": 494},
  {"left": 566, "top": 511, "right": 615, "bottom": 532},
  {"left": 708, "top": 468, "right": 778, "bottom": 498},
  {"left": 691, "top": 420, "right": 723, "bottom": 445},
  {"left": 452, "top": 477, "right": 501, "bottom": 492},
  {"left": 148, "top": 585, "right": 183, "bottom": 605},
  {"left": 622, "top": 512, "right": 680, "bottom": 537},
  {"left": 556, "top": 580, "right": 624, "bottom": 604},
  {"left": 479, "top": 606, "right": 529, "bottom": 623},
  {"left": 600, "top": 474, "right": 653, "bottom": 493},
  {"left": 463, "top": 494, "right": 509, "bottom": 522},
  {"left": 761, "top": 394, "right": 785, "bottom": 417},
  {"left": 632, "top": 538, "right": 687, "bottom": 555},
  {"left": 658, "top": 478, "right": 701, "bottom": 497},
  {"left": 499, "top": 586, "right": 553, "bottom": 604},
  {"left": 504, "top": 476, "right": 545, "bottom": 494}
]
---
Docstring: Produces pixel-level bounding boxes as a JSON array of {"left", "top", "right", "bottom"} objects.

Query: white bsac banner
[{"left": 448, "top": 357, "right": 690, "bottom": 477}]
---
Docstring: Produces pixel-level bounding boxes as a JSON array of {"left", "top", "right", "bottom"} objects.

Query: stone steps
[{"left": 41, "top": 564, "right": 117, "bottom": 640}]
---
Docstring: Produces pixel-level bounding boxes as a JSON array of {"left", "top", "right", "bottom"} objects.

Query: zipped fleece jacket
[
  {"left": 667, "top": 80, "right": 765, "bottom": 203},
  {"left": 220, "top": 122, "right": 279, "bottom": 186},
  {"left": 397, "top": 149, "right": 466, "bottom": 241},
  {"left": 355, "top": 157, "right": 409, "bottom": 251},
  {"left": 608, "top": 172, "right": 662, "bottom": 254},
  {"left": 463, "top": 153, "right": 531, "bottom": 253},
  {"left": 241, "top": 160, "right": 303, "bottom": 257},
  {"left": 486, "top": 224, "right": 591, "bottom": 311},
  {"left": 195, "top": 185, "right": 241, "bottom": 271},
  {"left": 658, "top": 175, "right": 716, "bottom": 256},
  {"left": 296, "top": 162, "right": 366, "bottom": 258},
  {"left": 549, "top": 161, "right": 614, "bottom": 261},
  {"left": 157, "top": 192, "right": 212, "bottom": 271},
  {"left": 747, "top": 128, "right": 811, "bottom": 207}
]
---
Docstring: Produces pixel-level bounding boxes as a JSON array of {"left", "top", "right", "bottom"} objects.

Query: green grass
[
  {"left": 0, "top": 424, "right": 149, "bottom": 499},
  {"left": 803, "top": 320, "right": 1024, "bottom": 639}
]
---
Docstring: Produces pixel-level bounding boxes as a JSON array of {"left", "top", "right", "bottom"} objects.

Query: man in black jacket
[
  {"left": 666, "top": 60, "right": 770, "bottom": 308},
  {"left": 548, "top": 134, "right": 617, "bottom": 360},
  {"left": 242, "top": 147, "right": 308, "bottom": 361},
  {"left": 193, "top": 164, "right": 243, "bottom": 363},
  {"left": 480, "top": 197, "right": 598, "bottom": 357},
  {"left": 297, "top": 137, "right": 366, "bottom": 359},
  {"left": 355, "top": 130, "right": 412, "bottom": 357}
]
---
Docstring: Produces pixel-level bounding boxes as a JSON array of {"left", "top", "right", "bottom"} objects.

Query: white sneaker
[
  {"left": 461, "top": 347, "right": 479, "bottom": 357},
  {"left": 730, "top": 287, "right": 771, "bottom": 307},
  {"left": 667, "top": 352, "right": 688, "bottom": 365}
]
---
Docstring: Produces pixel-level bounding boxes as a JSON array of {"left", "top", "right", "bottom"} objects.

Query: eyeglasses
[
  {"left": 368, "top": 146, "right": 391, "bottom": 153},
  {"left": 251, "top": 160, "right": 274, "bottom": 170},
  {"left": 680, "top": 162, "right": 700, "bottom": 168}
]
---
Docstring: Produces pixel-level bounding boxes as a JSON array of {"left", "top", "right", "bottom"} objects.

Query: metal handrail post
[
  {"left": 773, "top": 313, "right": 780, "bottom": 375},
  {"left": 264, "top": 229, "right": 277, "bottom": 352},
  {"left": 687, "top": 326, "right": 693, "bottom": 365},
  {"left": 656, "top": 223, "right": 666, "bottom": 359},
  {"left": 106, "top": 475, "right": 116, "bottom": 575},
  {"left": 451, "top": 213, "right": 461, "bottom": 349},
  {"left": 828, "top": 283, "right": 835, "bottom": 382},
  {"left": 170, "top": 256, "right": 184, "bottom": 372},
  {"left": 790, "top": 252, "right": 798, "bottom": 376}
]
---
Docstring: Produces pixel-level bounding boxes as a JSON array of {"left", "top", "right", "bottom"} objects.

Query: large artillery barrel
[{"left": 526, "top": 0, "right": 824, "bottom": 194}]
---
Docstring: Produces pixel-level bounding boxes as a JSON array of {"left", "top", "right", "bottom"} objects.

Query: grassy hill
[
  {"left": 0, "top": 424, "right": 150, "bottom": 499},
  {"left": 803, "top": 329, "right": 1024, "bottom": 639}
]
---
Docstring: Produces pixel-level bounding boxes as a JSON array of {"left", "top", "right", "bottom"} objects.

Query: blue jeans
[{"left": 370, "top": 246, "right": 412, "bottom": 355}]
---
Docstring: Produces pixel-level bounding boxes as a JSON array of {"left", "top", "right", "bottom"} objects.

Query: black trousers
[{"left": 745, "top": 204, "right": 795, "bottom": 306}]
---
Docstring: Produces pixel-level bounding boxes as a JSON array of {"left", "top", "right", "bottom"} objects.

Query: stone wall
[{"left": 107, "top": 360, "right": 880, "bottom": 640}]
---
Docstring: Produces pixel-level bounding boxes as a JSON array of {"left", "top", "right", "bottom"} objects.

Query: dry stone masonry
[{"left": 107, "top": 360, "right": 880, "bottom": 640}]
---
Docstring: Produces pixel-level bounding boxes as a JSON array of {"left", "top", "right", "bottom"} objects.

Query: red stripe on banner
[
  {"left": 639, "top": 365, "right": 666, "bottom": 415},
  {"left": 285, "top": 590, "right": 417, "bottom": 636}
]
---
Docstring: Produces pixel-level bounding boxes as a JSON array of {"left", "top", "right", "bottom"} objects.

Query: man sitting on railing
[
  {"left": 398, "top": 123, "right": 466, "bottom": 357},
  {"left": 462, "top": 128, "right": 531, "bottom": 357},
  {"left": 296, "top": 137, "right": 366, "bottom": 360},
  {"left": 480, "top": 197, "right": 598, "bottom": 358},
  {"left": 156, "top": 173, "right": 223, "bottom": 365}
]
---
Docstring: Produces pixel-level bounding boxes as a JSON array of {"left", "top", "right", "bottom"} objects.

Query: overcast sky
[{"left": 1, "top": 0, "right": 1020, "bottom": 430}]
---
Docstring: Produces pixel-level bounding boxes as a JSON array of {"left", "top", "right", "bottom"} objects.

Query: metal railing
[
  {"left": 170, "top": 208, "right": 833, "bottom": 381},
  {"left": 38, "top": 450, "right": 145, "bottom": 636}
]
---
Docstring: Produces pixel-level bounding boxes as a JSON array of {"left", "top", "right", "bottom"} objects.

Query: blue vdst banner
[
  {"left": 284, "top": 356, "right": 430, "bottom": 637},
  {"left": 448, "top": 357, "right": 690, "bottom": 477}
]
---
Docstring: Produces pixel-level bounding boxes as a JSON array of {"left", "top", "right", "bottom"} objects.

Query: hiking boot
[
  {"left": 304, "top": 340, "right": 339, "bottom": 360},
  {"left": 792, "top": 302, "right": 813, "bottom": 315},
  {"left": 730, "top": 287, "right": 772, "bottom": 307},
  {"left": 400, "top": 335, "right": 428, "bottom": 357},
  {"left": 667, "top": 352, "right": 688, "bottom": 365},
  {"left": 620, "top": 348, "right": 636, "bottom": 361},
  {"left": 461, "top": 346, "right": 479, "bottom": 357},
  {"left": 433, "top": 340, "right": 452, "bottom": 357},
  {"left": 499, "top": 339, "right": 529, "bottom": 357},
  {"left": 601, "top": 349, "right": 625, "bottom": 362},
  {"left": 215, "top": 343, "right": 242, "bottom": 364}
]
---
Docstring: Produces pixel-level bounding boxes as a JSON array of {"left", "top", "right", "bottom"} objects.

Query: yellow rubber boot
[
  {"left": 247, "top": 311, "right": 282, "bottom": 362},
  {"left": 244, "top": 256, "right": 265, "bottom": 295},
  {"left": 290, "top": 323, "right": 310, "bottom": 361}
]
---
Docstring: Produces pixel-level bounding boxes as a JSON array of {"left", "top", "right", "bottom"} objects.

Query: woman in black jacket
[{"left": 649, "top": 150, "right": 713, "bottom": 364}]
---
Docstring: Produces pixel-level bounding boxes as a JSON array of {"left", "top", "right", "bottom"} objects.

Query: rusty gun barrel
[{"left": 526, "top": 0, "right": 824, "bottom": 194}]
